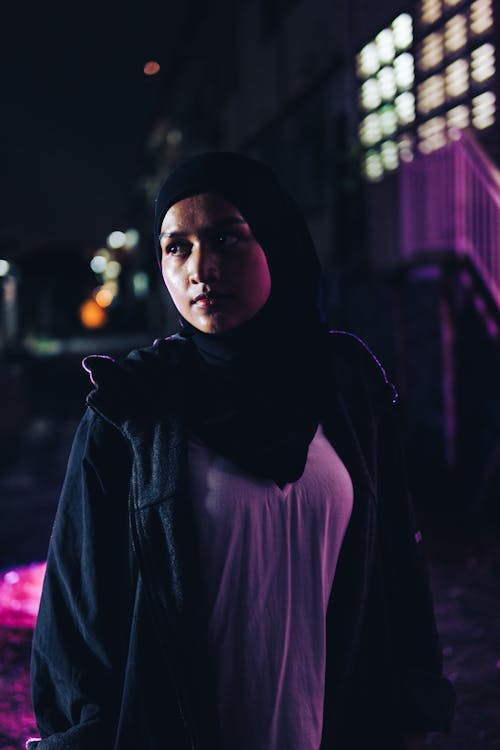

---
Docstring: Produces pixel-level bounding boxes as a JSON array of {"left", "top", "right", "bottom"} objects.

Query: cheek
[
  {"left": 162, "top": 264, "right": 187, "bottom": 306},
  {"left": 258, "top": 264, "right": 272, "bottom": 293},
  {"left": 251, "top": 252, "right": 272, "bottom": 299}
]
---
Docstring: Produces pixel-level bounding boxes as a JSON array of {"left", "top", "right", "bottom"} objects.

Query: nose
[{"left": 187, "top": 241, "right": 219, "bottom": 285}]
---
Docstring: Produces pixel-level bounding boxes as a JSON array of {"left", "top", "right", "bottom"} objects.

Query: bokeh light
[
  {"left": 79, "top": 298, "right": 107, "bottom": 329},
  {"left": 104, "top": 260, "right": 122, "bottom": 280},
  {"left": 144, "top": 61, "right": 160, "bottom": 76},
  {"left": 95, "top": 287, "right": 114, "bottom": 308},
  {"left": 133, "top": 271, "right": 149, "bottom": 298},
  {"left": 166, "top": 129, "right": 183, "bottom": 146},
  {"left": 124, "top": 228, "right": 140, "bottom": 250},
  {"left": 0, "top": 259, "right": 11, "bottom": 277},
  {"left": 357, "top": 13, "right": 415, "bottom": 180},
  {"left": 107, "top": 231, "right": 126, "bottom": 250},
  {"left": 0, "top": 562, "right": 46, "bottom": 629},
  {"left": 90, "top": 254, "right": 107, "bottom": 274}
]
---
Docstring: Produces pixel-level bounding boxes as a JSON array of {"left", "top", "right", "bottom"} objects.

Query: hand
[{"left": 403, "top": 735, "right": 427, "bottom": 750}]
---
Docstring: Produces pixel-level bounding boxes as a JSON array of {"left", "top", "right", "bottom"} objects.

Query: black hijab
[{"left": 154, "top": 151, "right": 330, "bottom": 488}]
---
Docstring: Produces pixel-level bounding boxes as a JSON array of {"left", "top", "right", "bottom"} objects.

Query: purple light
[
  {"left": 0, "top": 562, "right": 46, "bottom": 629},
  {"left": 486, "top": 317, "right": 499, "bottom": 338}
]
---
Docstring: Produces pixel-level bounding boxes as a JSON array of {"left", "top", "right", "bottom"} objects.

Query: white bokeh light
[
  {"left": 107, "top": 231, "right": 126, "bottom": 250},
  {"left": 392, "top": 14, "right": 413, "bottom": 50},
  {"left": 376, "top": 29, "right": 396, "bottom": 65},
  {"left": 394, "top": 53, "right": 415, "bottom": 90},
  {"left": 361, "top": 78, "right": 382, "bottom": 110},
  {"left": 0, "top": 260, "right": 11, "bottom": 277},
  {"left": 358, "top": 43, "right": 380, "bottom": 78},
  {"left": 90, "top": 255, "right": 108, "bottom": 274},
  {"left": 378, "top": 66, "right": 397, "bottom": 100}
]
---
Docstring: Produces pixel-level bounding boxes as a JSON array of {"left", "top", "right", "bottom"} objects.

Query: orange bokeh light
[
  {"left": 144, "top": 61, "right": 160, "bottom": 76},
  {"left": 95, "top": 288, "right": 114, "bottom": 308},
  {"left": 79, "top": 298, "right": 107, "bottom": 329}
]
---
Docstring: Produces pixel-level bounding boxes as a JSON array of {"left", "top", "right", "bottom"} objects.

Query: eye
[
  {"left": 164, "top": 241, "right": 191, "bottom": 257},
  {"left": 215, "top": 233, "right": 240, "bottom": 248}
]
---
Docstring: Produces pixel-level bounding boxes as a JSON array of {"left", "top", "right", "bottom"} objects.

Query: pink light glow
[
  {"left": 143, "top": 61, "right": 160, "bottom": 76},
  {"left": 0, "top": 562, "right": 46, "bottom": 629},
  {"left": 486, "top": 317, "right": 499, "bottom": 338}
]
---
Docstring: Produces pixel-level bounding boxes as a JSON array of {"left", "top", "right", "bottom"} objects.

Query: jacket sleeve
[
  {"left": 376, "top": 393, "right": 456, "bottom": 734},
  {"left": 29, "top": 407, "right": 134, "bottom": 749}
]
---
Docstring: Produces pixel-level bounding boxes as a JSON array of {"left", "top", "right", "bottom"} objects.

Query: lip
[{"left": 192, "top": 292, "right": 231, "bottom": 308}]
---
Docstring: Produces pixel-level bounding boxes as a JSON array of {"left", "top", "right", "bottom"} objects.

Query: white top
[{"left": 188, "top": 423, "right": 353, "bottom": 750}]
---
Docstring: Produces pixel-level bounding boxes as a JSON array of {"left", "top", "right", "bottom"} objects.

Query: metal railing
[{"left": 400, "top": 129, "right": 500, "bottom": 310}]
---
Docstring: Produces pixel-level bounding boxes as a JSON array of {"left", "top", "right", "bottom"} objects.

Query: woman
[{"left": 29, "top": 152, "right": 455, "bottom": 749}]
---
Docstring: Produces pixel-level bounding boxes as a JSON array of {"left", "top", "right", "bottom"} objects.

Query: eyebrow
[{"left": 159, "top": 216, "right": 248, "bottom": 240}]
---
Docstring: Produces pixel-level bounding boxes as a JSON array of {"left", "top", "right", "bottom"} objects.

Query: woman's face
[{"left": 159, "top": 193, "right": 271, "bottom": 334}]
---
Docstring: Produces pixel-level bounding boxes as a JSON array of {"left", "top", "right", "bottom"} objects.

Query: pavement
[{"left": 0, "top": 417, "right": 499, "bottom": 749}]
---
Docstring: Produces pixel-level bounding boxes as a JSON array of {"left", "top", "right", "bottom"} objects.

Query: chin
[{"left": 191, "top": 314, "right": 234, "bottom": 335}]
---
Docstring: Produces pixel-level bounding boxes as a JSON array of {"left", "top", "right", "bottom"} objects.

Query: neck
[{"left": 181, "top": 299, "right": 327, "bottom": 369}]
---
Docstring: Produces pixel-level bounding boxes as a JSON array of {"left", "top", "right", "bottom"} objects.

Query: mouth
[{"left": 192, "top": 292, "right": 231, "bottom": 308}]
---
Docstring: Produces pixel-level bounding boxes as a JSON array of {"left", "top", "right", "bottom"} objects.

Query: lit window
[
  {"left": 445, "top": 15, "right": 468, "bottom": 52},
  {"left": 418, "top": 116, "right": 446, "bottom": 138},
  {"left": 447, "top": 104, "right": 470, "bottom": 128},
  {"left": 360, "top": 78, "right": 382, "bottom": 110},
  {"left": 381, "top": 140, "right": 399, "bottom": 170},
  {"left": 364, "top": 150, "right": 384, "bottom": 181},
  {"left": 376, "top": 29, "right": 396, "bottom": 65},
  {"left": 470, "top": 0, "right": 494, "bottom": 36},
  {"left": 357, "top": 43, "right": 380, "bottom": 78},
  {"left": 360, "top": 113, "right": 383, "bottom": 146},
  {"left": 418, "top": 116, "right": 447, "bottom": 152},
  {"left": 395, "top": 92, "right": 416, "bottom": 124},
  {"left": 377, "top": 66, "right": 397, "bottom": 100},
  {"left": 417, "top": 74, "right": 446, "bottom": 113},
  {"left": 380, "top": 105, "right": 399, "bottom": 136},
  {"left": 398, "top": 133, "right": 415, "bottom": 162},
  {"left": 394, "top": 53, "right": 415, "bottom": 89},
  {"left": 472, "top": 90, "right": 496, "bottom": 129},
  {"left": 445, "top": 58, "right": 469, "bottom": 97},
  {"left": 471, "top": 43, "right": 495, "bottom": 82},
  {"left": 419, "top": 33, "right": 444, "bottom": 71},
  {"left": 420, "top": 0, "right": 442, "bottom": 26},
  {"left": 392, "top": 13, "right": 413, "bottom": 50},
  {"left": 357, "top": 13, "right": 417, "bottom": 180}
]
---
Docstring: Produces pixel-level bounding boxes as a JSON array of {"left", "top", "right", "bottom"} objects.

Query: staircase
[
  {"left": 401, "top": 128, "right": 500, "bottom": 326},
  {"left": 397, "top": 130, "right": 500, "bottom": 515}
]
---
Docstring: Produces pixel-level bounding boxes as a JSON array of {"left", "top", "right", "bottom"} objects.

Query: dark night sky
[{"left": 1, "top": 2, "right": 190, "bottom": 256}]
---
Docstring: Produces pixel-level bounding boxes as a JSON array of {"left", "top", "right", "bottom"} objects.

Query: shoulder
[
  {"left": 326, "top": 329, "right": 399, "bottom": 408},
  {"left": 81, "top": 333, "right": 188, "bottom": 387},
  {"left": 68, "top": 407, "right": 131, "bottom": 476},
  {"left": 81, "top": 334, "right": 191, "bottom": 421}
]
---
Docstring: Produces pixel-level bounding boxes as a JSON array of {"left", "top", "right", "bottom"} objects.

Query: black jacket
[{"left": 29, "top": 331, "right": 455, "bottom": 749}]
